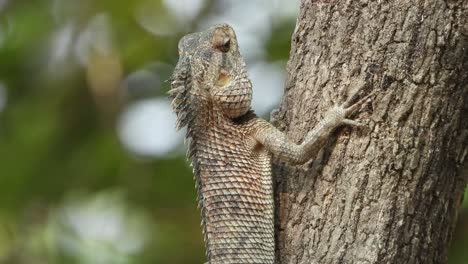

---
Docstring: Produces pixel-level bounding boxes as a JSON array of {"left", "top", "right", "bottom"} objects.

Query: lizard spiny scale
[{"left": 169, "top": 24, "right": 373, "bottom": 264}]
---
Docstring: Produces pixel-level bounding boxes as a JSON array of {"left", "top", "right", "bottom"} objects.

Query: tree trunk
[{"left": 273, "top": 1, "right": 468, "bottom": 263}]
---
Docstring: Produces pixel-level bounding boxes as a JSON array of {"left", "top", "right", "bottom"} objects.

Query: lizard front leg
[{"left": 255, "top": 91, "right": 374, "bottom": 164}]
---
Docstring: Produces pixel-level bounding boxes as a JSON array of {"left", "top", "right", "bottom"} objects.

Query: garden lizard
[{"left": 169, "top": 24, "right": 373, "bottom": 264}]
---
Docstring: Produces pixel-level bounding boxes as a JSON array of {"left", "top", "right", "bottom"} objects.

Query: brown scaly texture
[{"left": 169, "top": 24, "right": 373, "bottom": 264}]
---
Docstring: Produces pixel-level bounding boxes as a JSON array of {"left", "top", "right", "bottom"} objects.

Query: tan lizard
[{"left": 169, "top": 23, "right": 373, "bottom": 264}]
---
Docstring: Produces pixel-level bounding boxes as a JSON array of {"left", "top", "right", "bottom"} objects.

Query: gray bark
[{"left": 273, "top": 1, "right": 468, "bottom": 263}]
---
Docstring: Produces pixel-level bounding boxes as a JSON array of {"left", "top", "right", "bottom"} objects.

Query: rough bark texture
[{"left": 273, "top": 1, "right": 468, "bottom": 263}]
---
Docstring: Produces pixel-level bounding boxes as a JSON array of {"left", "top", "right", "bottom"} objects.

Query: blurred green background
[{"left": 0, "top": 1, "right": 466, "bottom": 263}]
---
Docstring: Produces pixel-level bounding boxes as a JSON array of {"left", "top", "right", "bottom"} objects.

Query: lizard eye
[
  {"left": 217, "top": 38, "right": 231, "bottom": 52},
  {"left": 212, "top": 30, "right": 231, "bottom": 53}
]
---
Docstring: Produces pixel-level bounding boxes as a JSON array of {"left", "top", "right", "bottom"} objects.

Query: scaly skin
[{"left": 169, "top": 24, "right": 373, "bottom": 264}]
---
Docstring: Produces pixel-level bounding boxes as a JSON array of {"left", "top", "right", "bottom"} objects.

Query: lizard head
[{"left": 173, "top": 24, "right": 252, "bottom": 119}]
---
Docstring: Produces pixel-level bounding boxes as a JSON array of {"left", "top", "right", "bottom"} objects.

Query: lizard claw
[
  {"left": 342, "top": 119, "right": 363, "bottom": 127},
  {"left": 344, "top": 90, "right": 376, "bottom": 116}
]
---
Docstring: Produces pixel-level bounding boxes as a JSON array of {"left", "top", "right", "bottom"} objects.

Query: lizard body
[{"left": 169, "top": 24, "right": 372, "bottom": 264}]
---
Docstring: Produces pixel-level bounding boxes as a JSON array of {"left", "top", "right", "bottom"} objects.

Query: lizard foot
[
  {"left": 323, "top": 90, "right": 375, "bottom": 128},
  {"left": 269, "top": 108, "right": 280, "bottom": 128}
]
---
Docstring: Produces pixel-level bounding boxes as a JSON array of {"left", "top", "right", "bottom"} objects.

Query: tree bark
[{"left": 273, "top": 1, "right": 468, "bottom": 263}]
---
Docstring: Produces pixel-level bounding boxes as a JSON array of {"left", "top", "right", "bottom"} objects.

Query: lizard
[{"left": 169, "top": 23, "right": 374, "bottom": 264}]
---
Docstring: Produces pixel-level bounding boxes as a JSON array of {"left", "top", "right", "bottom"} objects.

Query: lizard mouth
[{"left": 215, "top": 69, "right": 231, "bottom": 87}]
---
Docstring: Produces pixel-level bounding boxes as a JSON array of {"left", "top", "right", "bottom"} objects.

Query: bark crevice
[{"left": 274, "top": 1, "right": 468, "bottom": 263}]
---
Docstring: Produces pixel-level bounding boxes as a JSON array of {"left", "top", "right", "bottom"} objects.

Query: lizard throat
[{"left": 212, "top": 85, "right": 252, "bottom": 118}]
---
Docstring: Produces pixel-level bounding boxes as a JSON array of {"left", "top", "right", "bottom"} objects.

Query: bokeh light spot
[
  {"left": 118, "top": 98, "right": 182, "bottom": 157},
  {"left": 50, "top": 190, "right": 153, "bottom": 263},
  {"left": 249, "top": 61, "right": 285, "bottom": 116},
  {"left": 163, "top": 0, "right": 205, "bottom": 24}
]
